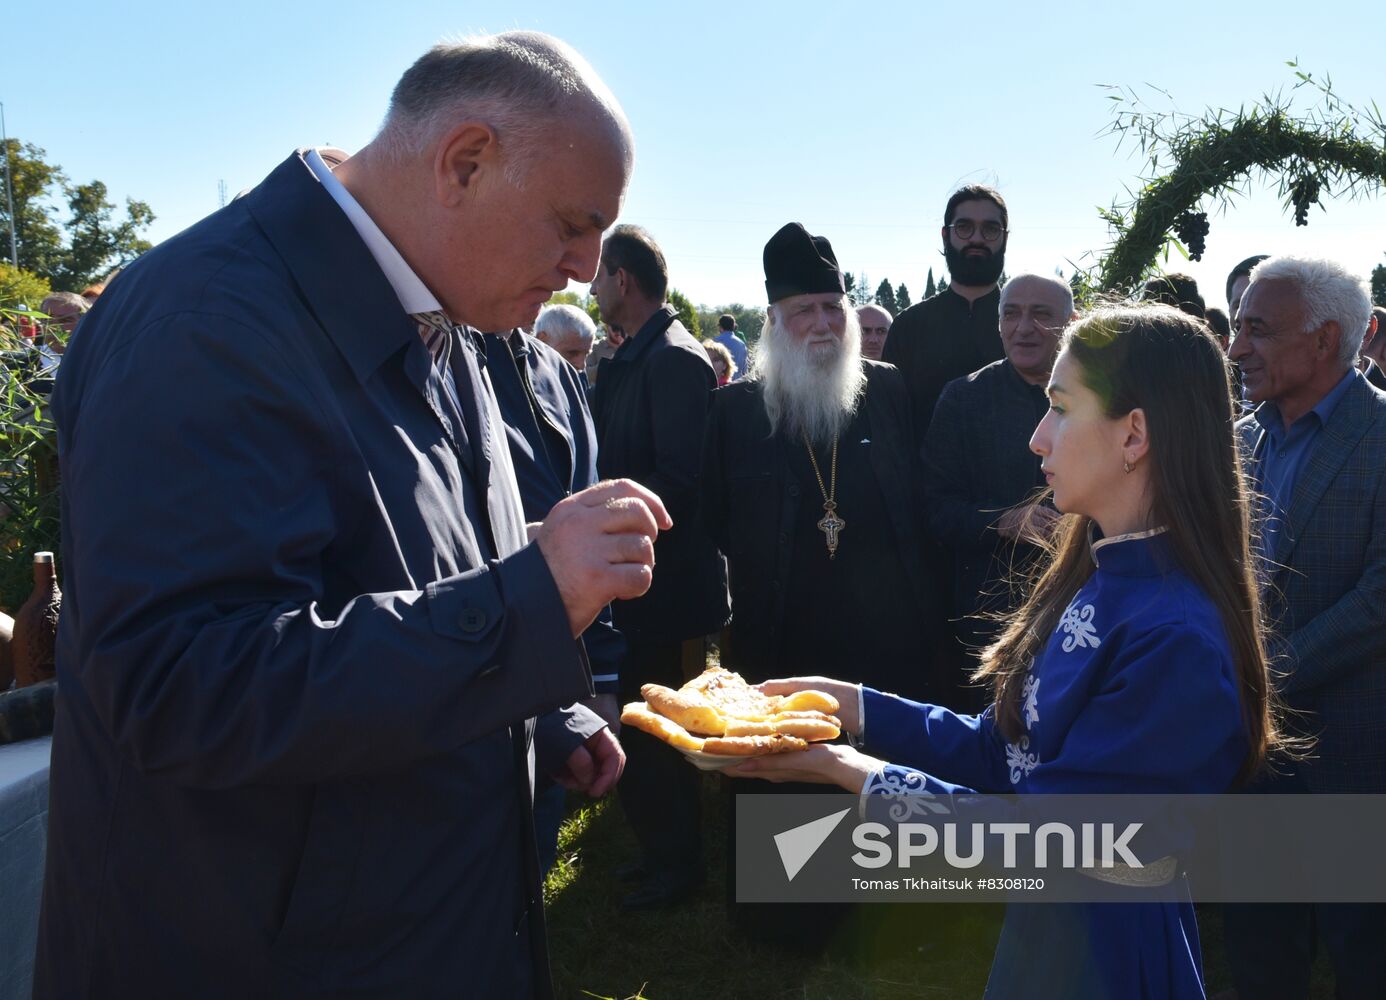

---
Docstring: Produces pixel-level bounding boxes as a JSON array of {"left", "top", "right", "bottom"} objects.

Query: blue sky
[{"left": 5, "top": 0, "right": 1382, "bottom": 310}]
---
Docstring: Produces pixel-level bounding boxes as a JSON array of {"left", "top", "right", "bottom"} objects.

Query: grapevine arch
[{"left": 1093, "top": 70, "right": 1386, "bottom": 294}]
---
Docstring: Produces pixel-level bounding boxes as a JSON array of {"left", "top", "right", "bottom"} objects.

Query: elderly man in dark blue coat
[{"left": 36, "top": 33, "right": 667, "bottom": 1000}]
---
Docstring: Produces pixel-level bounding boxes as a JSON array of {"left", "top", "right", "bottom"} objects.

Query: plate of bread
[{"left": 620, "top": 666, "right": 841, "bottom": 771}]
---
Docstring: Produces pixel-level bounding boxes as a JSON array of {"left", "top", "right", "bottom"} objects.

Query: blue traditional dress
[{"left": 859, "top": 528, "right": 1247, "bottom": 999}]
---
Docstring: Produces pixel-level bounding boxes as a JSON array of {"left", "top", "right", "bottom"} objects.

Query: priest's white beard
[{"left": 751, "top": 307, "right": 866, "bottom": 447}]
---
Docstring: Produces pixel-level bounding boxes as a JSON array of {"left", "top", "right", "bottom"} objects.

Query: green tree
[
  {"left": 1, "top": 139, "right": 65, "bottom": 279},
  {"left": 1372, "top": 261, "right": 1386, "bottom": 307},
  {"left": 850, "top": 272, "right": 872, "bottom": 307},
  {"left": 924, "top": 268, "right": 937, "bottom": 298},
  {"left": 0, "top": 262, "right": 51, "bottom": 311},
  {"left": 546, "top": 289, "right": 601, "bottom": 325},
  {"left": 874, "top": 278, "right": 897, "bottom": 315},
  {"left": 844, "top": 273, "right": 856, "bottom": 299},
  {"left": 51, "top": 181, "right": 154, "bottom": 290},
  {"left": 694, "top": 302, "right": 765, "bottom": 346},
  {"left": 895, "top": 282, "right": 912, "bottom": 312},
  {"left": 0, "top": 139, "right": 155, "bottom": 290},
  {"left": 667, "top": 288, "right": 700, "bottom": 339}
]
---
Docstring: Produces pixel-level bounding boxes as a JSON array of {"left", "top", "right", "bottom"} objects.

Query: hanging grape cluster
[
  {"left": 1289, "top": 174, "right": 1322, "bottom": 226},
  {"left": 1172, "top": 211, "right": 1209, "bottom": 261}
]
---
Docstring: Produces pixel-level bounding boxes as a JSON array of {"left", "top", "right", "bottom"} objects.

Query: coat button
[
  {"left": 459, "top": 608, "right": 488, "bottom": 633},
  {"left": 788, "top": 484, "right": 800, "bottom": 497}
]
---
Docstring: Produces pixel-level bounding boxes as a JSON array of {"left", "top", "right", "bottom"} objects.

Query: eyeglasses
[{"left": 946, "top": 220, "right": 1007, "bottom": 242}]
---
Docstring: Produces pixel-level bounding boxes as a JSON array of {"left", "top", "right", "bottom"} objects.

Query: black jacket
[
  {"left": 700, "top": 362, "right": 939, "bottom": 698},
  {"left": 882, "top": 286, "right": 1002, "bottom": 441},
  {"left": 922, "top": 359, "right": 1049, "bottom": 647},
  {"left": 487, "top": 330, "right": 626, "bottom": 694},
  {"left": 590, "top": 306, "right": 729, "bottom": 643}
]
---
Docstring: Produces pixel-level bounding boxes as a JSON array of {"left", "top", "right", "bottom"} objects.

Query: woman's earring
[{"left": 1123, "top": 458, "right": 1132, "bottom": 474}]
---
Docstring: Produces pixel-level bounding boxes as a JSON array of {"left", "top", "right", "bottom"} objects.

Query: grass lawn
[{"left": 544, "top": 778, "right": 1336, "bottom": 999}]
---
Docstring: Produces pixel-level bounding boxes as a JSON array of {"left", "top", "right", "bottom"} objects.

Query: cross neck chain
[{"left": 804, "top": 434, "right": 846, "bottom": 559}]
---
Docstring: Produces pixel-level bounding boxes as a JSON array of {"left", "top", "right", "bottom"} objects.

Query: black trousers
[
  {"left": 1222, "top": 901, "right": 1386, "bottom": 1000},
  {"left": 616, "top": 639, "right": 702, "bottom": 875}
]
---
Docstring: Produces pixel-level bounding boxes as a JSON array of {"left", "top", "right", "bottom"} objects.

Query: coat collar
[
  {"left": 1089, "top": 525, "right": 1172, "bottom": 576},
  {"left": 1273, "top": 371, "right": 1374, "bottom": 567},
  {"left": 611, "top": 305, "right": 678, "bottom": 365},
  {"left": 243, "top": 151, "right": 422, "bottom": 387}
]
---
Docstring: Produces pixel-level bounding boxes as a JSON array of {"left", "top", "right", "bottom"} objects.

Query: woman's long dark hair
[{"left": 975, "top": 305, "right": 1277, "bottom": 785}]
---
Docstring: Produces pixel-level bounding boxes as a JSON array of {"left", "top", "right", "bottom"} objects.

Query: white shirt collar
[{"left": 303, "top": 148, "right": 443, "bottom": 316}]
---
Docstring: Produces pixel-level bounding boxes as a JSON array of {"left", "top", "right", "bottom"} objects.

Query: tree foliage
[
  {"left": 874, "top": 279, "right": 897, "bottom": 315},
  {"left": 895, "top": 282, "right": 912, "bottom": 312},
  {"left": 1372, "top": 262, "right": 1386, "bottom": 307},
  {"left": 0, "top": 306, "right": 61, "bottom": 612},
  {"left": 694, "top": 302, "right": 765, "bottom": 346},
  {"left": 1090, "top": 64, "right": 1386, "bottom": 293},
  {"left": 546, "top": 289, "right": 601, "bottom": 325},
  {"left": 849, "top": 272, "right": 873, "bottom": 307},
  {"left": 1, "top": 139, "right": 155, "bottom": 291},
  {"left": 667, "top": 288, "right": 700, "bottom": 339},
  {"left": 0, "top": 262, "right": 50, "bottom": 311}
]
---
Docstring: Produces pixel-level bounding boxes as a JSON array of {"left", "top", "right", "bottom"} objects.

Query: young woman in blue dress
[{"left": 729, "top": 304, "right": 1280, "bottom": 999}]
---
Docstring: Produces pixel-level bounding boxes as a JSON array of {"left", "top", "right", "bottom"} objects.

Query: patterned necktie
[{"left": 409, "top": 310, "right": 528, "bottom": 558}]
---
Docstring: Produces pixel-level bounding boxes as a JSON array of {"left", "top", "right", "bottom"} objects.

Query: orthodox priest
[{"left": 701, "top": 223, "right": 938, "bottom": 702}]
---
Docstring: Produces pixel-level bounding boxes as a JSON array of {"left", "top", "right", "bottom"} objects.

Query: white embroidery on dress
[
  {"left": 1022, "top": 675, "right": 1041, "bottom": 730},
  {"left": 1058, "top": 599, "right": 1101, "bottom": 652},
  {"left": 1006, "top": 736, "right": 1039, "bottom": 784},
  {"left": 861, "top": 768, "right": 951, "bottom": 822}
]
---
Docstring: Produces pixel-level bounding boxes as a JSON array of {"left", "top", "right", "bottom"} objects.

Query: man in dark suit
[
  {"left": 37, "top": 33, "right": 667, "bottom": 999},
  {"left": 589, "top": 225, "right": 730, "bottom": 908},
  {"left": 1224, "top": 255, "right": 1386, "bottom": 1000},
  {"left": 485, "top": 327, "right": 626, "bottom": 872},
  {"left": 922, "top": 273, "right": 1075, "bottom": 711}
]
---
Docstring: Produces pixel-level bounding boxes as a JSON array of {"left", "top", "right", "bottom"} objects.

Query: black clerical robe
[
  {"left": 700, "top": 361, "right": 938, "bottom": 700},
  {"left": 882, "top": 285, "right": 1002, "bottom": 440}
]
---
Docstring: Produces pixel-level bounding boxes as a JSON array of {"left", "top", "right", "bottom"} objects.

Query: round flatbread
[
  {"left": 702, "top": 733, "right": 809, "bottom": 756},
  {"left": 681, "top": 666, "right": 777, "bottom": 721},
  {"left": 620, "top": 702, "right": 706, "bottom": 752},
  {"left": 775, "top": 690, "right": 840, "bottom": 715},
  {"left": 723, "top": 718, "right": 840, "bottom": 742},
  {"left": 640, "top": 683, "right": 727, "bottom": 736}
]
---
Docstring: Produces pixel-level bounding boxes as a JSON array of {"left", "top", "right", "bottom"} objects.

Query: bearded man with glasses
[{"left": 883, "top": 184, "right": 1010, "bottom": 440}]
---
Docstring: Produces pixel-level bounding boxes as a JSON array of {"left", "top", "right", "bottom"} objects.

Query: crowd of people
[{"left": 16, "top": 28, "right": 1385, "bottom": 1000}]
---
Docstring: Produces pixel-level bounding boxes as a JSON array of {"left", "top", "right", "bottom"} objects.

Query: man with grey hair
[
  {"left": 922, "top": 273, "right": 1076, "bottom": 710},
  {"left": 703, "top": 222, "right": 936, "bottom": 949},
  {"left": 37, "top": 290, "right": 90, "bottom": 372},
  {"left": 40, "top": 32, "right": 660, "bottom": 999},
  {"left": 1224, "top": 255, "right": 1386, "bottom": 999},
  {"left": 534, "top": 302, "right": 596, "bottom": 372},
  {"left": 702, "top": 223, "right": 934, "bottom": 700}
]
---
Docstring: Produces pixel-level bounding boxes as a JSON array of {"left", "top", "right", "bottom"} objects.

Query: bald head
[
  {"left": 336, "top": 32, "right": 634, "bottom": 335},
  {"left": 999, "top": 274, "right": 1075, "bottom": 384},
  {"left": 857, "top": 304, "right": 892, "bottom": 361},
  {"left": 377, "top": 32, "right": 632, "bottom": 179}
]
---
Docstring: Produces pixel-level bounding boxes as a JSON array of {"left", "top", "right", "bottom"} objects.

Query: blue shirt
[
  {"left": 1252, "top": 369, "right": 1358, "bottom": 563},
  {"left": 714, "top": 329, "right": 748, "bottom": 380}
]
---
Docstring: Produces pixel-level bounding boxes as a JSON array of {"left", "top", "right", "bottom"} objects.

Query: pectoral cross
[{"left": 817, "top": 500, "right": 846, "bottom": 559}]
